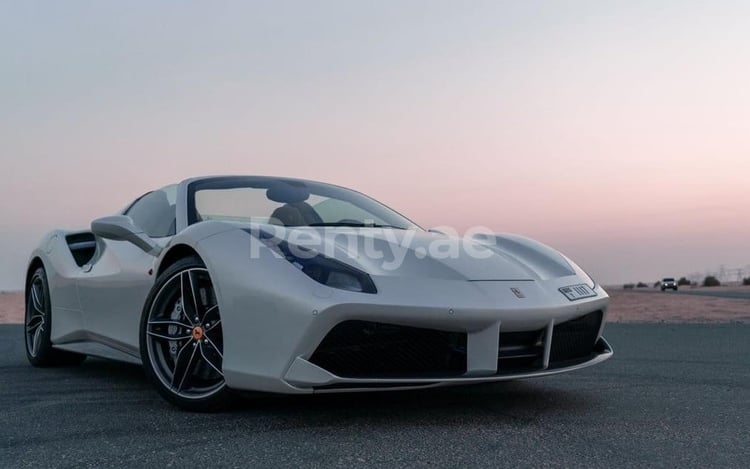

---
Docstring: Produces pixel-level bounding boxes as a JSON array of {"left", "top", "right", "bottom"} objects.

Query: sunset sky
[{"left": 1, "top": 1, "right": 749, "bottom": 289}]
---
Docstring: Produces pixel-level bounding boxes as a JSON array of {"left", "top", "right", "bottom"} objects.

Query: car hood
[{"left": 254, "top": 227, "right": 577, "bottom": 281}]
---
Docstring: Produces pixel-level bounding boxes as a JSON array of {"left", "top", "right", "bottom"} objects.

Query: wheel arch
[
  {"left": 156, "top": 244, "right": 204, "bottom": 277},
  {"left": 25, "top": 257, "right": 45, "bottom": 303}
]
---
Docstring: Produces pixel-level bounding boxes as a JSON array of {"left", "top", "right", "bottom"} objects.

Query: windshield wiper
[{"left": 308, "top": 222, "right": 407, "bottom": 229}]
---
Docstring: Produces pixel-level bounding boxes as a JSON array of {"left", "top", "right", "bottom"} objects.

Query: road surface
[{"left": 1, "top": 324, "right": 748, "bottom": 468}]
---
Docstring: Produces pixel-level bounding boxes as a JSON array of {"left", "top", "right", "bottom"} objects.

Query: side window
[{"left": 125, "top": 185, "right": 177, "bottom": 238}]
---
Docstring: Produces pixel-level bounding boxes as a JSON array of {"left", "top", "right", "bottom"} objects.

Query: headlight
[
  {"left": 248, "top": 229, "right": 377, "bottom": 294},
  {"left": 294, "top": 254, "right": 376, "bottom": 293}
]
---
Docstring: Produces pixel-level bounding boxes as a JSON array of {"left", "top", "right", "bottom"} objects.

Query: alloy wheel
[
  {"left": 25, "top": 274, "right": 47, "bottom": 358},
  {"left": 145, "top": 268, "right": 225, "bottom": 399}
]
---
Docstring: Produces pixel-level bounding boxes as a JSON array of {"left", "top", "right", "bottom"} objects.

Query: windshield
[{"left": 187, "top": 176, "right": 420, "bottom": 230}]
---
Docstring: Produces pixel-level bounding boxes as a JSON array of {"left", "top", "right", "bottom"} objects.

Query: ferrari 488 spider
[{"left": 25, "top": 176, "right": 612, "bottom": 411}]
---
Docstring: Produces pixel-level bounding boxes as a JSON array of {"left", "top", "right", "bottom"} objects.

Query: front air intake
[
  {"left": 497, "top": 328, "right": 546, "bottom": 373},
  {"left": 549, "top": 310, "right": 603, "bottom": 365},
  {"left": 309, "top": 321, "right": 467, "bottom": 378}
]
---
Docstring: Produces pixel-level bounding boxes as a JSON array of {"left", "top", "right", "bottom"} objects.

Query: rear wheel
[
  {"left": 25, "top": 267, "right": 86, "bottom": 367},
  {"left": 140, "top": 257, "right": 232, "bottom": 412}
]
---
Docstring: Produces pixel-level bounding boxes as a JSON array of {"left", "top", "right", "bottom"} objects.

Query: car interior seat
[{"left": 267, "top": 181, "right": 323, "bottom": 226}]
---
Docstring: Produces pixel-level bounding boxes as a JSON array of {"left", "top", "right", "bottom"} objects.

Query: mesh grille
[
  {"left": 549, "top": 310, "right": 603, "bottom": 365},
  {"left": 309, "top": 321, "right": 467, "bottom": 378}
]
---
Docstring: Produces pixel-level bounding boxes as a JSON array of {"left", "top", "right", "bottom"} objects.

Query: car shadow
[
  {"left": 26, "top": 354, "right": 602, "bottom": 426},
  {"left": 232, "top": 380, "right": 596, "bottom": 427}
]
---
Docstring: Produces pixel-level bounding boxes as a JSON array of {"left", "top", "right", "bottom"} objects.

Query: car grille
[
  {"left": 548, "top": 310, "right": 603, "bottom": 366},
  {"left": 309, "top": 311, "right": 603, "bottom": 380},
  {"left": 497, "top": 310, "right": 603, "bottom": 373},
  {"left": 497, "top": 329, "right": 546, "bottom": 373},
  {"left": 309, "top": 321, "right": 467, "bottom": 378}
]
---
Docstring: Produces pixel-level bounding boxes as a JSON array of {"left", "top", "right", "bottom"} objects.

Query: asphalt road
[
  {"left": 631, "top": 288, "right": 750, "bottom": 300},
  {"left": 669, "top": 289, "right": 750, "bottom": 299},
  {"left": 1, "top": 324, "right": 749, "bottom": 468}
]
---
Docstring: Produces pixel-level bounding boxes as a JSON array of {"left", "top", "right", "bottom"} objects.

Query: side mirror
[{"left": 91, "top": 215, "right": 162, "bottom": 256}]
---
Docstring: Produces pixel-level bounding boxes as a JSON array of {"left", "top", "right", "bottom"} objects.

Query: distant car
[{"left": 660, "top": 278, "right": 678, "bottom": 291}]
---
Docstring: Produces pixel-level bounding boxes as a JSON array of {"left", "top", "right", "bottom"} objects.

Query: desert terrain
[
  {"left": 3, "top": 287, "right": 749, "bottom": 324},
  {"left": 0, "top": 291, "right": 23, "bottom": 324},
  {"left": 606, "top": 287, "right": 750, "bottom": 323}
]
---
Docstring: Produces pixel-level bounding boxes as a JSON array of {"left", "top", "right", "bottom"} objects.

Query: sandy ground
[
  {"left": 2, "top": 288, "right": 750, "bottom": 324},
  {"left": 606, "top": 289, "right": 750, "bottom": 323},
  {"left": 0, "top": 292, "right": 24, "bottom": 324}
]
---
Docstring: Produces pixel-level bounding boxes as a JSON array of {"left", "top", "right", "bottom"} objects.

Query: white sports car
[{"left": 25, "top": 176, "right": 612, "bottom": 411}]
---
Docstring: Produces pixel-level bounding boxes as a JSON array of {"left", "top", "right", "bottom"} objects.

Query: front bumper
[
  {"left": 306, "top": 337, "right": 612, "bottom": 393},
  {"left": 199, "top": 229, "right": 612, "bottom": 394},
  {"left": 283, "top": 313, "right": 613, "bottom": 392},
  {"left": 217, "top": 277, "right": 612, "bottom": 394}
]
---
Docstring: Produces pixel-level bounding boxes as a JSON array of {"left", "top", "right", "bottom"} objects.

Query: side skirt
[{"left": 54, "top": 342, "right": 142, "bottom": 365}]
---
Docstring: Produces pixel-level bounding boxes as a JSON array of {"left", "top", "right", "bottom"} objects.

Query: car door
[{"left": 77, "top": 185, "right": 177, "bottom": 354}]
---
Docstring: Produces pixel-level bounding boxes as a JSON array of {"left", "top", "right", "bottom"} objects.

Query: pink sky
[{"left": 1, "top": 1, "right": 749, "bottom": 288}]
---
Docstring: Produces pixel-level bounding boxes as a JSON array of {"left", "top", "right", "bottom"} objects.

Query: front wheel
[{"left": 140, "top": 257, "right": 233, "bottom": 412}]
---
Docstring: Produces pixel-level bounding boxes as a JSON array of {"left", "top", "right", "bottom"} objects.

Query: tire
[
  {"left": 25, "top": 267, "right": 86, "bottom": 367},
  {"left": 139, "top": 256, "right": 233, "bottom": 412}
]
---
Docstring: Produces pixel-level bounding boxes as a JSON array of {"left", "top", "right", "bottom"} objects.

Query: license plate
[{"left": 559, "top": 284, "right": 597, "bottom": 301}]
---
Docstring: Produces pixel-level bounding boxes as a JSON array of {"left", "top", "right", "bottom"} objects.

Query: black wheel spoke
[
  {"left": 180, "top": 271, "right": 200, "bottom": 325},
  {"left": 147, "top": 330, "right": 192, "bottom": 342},
  {"left": 32, "top": 326, "right": 43, "bottom": 356},
  {"left": 205, "top": 318, "right": 221, "bottom": 333},
  {"left": 204, "top": 335, "right": 223, "bottom": 360},
  {"left": 147, "top": 318, "right": 192, "bottom": 342},
  {"left": 171, "top": 341, "right": 199, "bottom": 392},
  {"left": 203, "top": 324, "right": 222, "bottom": 345},
  {"left": 201, "top": 305, "right": 219, "bottom": 325},
  {"left": 148, "top": 319, "right": 192, "bottom": 328},
  {"left": 26, "top": 314, "right": 44, "bottom": 331},
  {"left": 26, "top": 322, "right": 43, "bottom": 335},
  {"left": 199, "top": 341, "right": 223, "bottom": 376},
  {"left": 31, "top": 283, "right": 44, "bottom": 314},
  {"left": 26, "top": 276, "right": 47, "bottom": 358}
]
